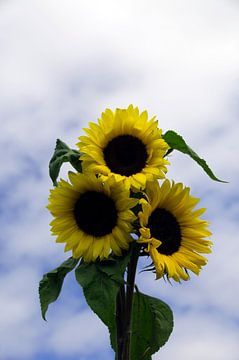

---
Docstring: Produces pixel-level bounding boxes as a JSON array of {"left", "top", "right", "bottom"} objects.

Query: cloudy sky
[{"left": 0, "top": 0, "right": 239, "bottom": 359}]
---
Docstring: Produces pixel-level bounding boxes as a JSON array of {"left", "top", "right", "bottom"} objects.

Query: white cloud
[
  {"left": 0, "top": 0, "right": 239, "bottom": 359},
  {"left": 0, "top": 267, "right": 43, "bottom": 358},
  {"left": 0, "top": 265, "right": 112, "bottom": 359},
  {"left": 47, "top": 310, "right": 109, "bottom": 355},
  {"left": 155, "top": 309, "right": 239, "bottom": 360}
]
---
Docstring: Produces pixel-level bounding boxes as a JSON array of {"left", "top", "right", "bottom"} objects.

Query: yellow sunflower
[
  {"left": 137, "top": 180, "right": 212, "bottom": 282},
  {"left": 47, "top": 172, "right": 138, "bottom": 262},
  {"left": 77, "top": 105, "right": 169, "bottom": 190}
]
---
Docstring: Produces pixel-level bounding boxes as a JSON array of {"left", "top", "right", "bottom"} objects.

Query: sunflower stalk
[{"left": 117, "top": 243, "right": 141, "bottom": 360}]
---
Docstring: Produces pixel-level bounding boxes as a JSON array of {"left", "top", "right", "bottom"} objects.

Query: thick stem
[{"left": 121, "top": 243, "right": 141, "bottom": 360}]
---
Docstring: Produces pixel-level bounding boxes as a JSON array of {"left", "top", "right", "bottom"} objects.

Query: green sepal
[
  {"left": 163, "top": 130, "right": 226, "bottom": 182},
  {"left": 75, "top": 252, "right": 131, "bottom": 351},
  {"left": 39, "top": 257, "right": 79, "bottom": 320},
  {"left": 131, "top": 291, "right": 174, "bottom": 359},
  {"left": 49, "top": 139, "right": 82, "bottom": 186}
]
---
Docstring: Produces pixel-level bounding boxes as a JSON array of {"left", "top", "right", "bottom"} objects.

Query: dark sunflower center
[
  {"left": 103, "top": 135, "right": 148, "bottom": 176},
  {"left": 73, "top": 191, "right": 118, "bottom": 237},
  {"left": 148, "top": 208, "right": 181, "bottom": 255}
]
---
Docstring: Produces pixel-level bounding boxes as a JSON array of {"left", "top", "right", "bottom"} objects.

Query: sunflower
[
  {"left": 77, "top": 105, "right": 170, "bottom": 190},
  {"left": 137, "top": 180, "right": 212, "bottom": 282},
  {"left": 47, "top": 172, "right": 138, "bottom": 262}
]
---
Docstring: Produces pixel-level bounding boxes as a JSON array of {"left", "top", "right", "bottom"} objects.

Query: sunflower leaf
[
  {"left": 99, "top": 251, "right": 131, "bottom": 284},
  {"left": 49, "top": 139, "right": 82, "bottom": 186},
  {"left": 131, "top": 291, "right": 173, "bottom": 359},
  {"left": 75, "top": 252, "right": 130, "bottom": 351},
  {"left": 162, "top": 130, "right": 226, "bottom": 183},
  {"left": 39, "top": 257, "right": 79, "bottom": 320}
]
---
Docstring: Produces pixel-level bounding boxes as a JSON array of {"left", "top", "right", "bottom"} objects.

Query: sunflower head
[
  {"left": 47, "top": 172, "right": 138, "bottom": 262},
  {"left": 137, "top": 180, "right": 212, "bottom": 282},
  {"left": 77, "top": 105, "right": 170, "bottom": 190}
]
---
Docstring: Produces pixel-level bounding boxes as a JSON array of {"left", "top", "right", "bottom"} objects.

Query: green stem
[{"left": 121, "top": 243, "right": 141, "bottom": 360}]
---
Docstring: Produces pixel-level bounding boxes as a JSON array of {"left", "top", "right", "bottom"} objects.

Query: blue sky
[{"left": 0, "top": 0, "right": 239, "bottom": 359}]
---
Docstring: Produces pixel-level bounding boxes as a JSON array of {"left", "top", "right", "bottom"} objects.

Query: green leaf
[
  {"left": 163, "top": 130, "right": 226, "bottom": 183},
  {"left": 99, "top": 252, "right": 131, "bottom": 284},
  {"left": 131, "top": 291, "right": 174, "bottom": 360},
  {"left": 39, "top": 257, "right": 79, "bottom": 320},
  {"left": 75, "top": 253, "right": 130, "bottom": 351},
  {"left": 49, "top": 139, "right": 82, "bottom": 186}
]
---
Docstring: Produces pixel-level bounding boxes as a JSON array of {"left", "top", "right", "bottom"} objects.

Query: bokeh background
[{"left": 0, "top": 1, "right": 239, "bottom": 359}]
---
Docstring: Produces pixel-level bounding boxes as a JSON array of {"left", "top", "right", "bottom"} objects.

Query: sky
[{"left": 0, "top": 0, "right": 239, "bottom": 359}]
